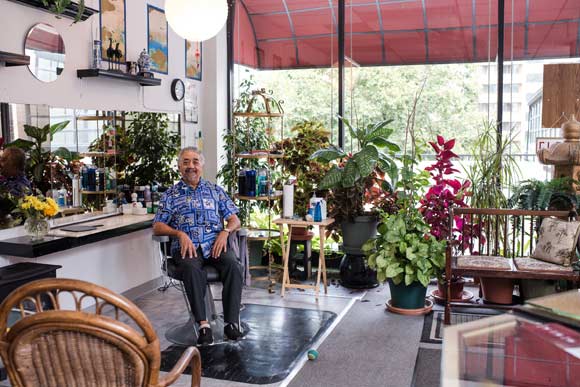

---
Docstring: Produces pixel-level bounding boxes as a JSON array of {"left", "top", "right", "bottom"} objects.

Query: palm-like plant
[{"left": 311, "top": 117, "right": 399, "bottom": 190}]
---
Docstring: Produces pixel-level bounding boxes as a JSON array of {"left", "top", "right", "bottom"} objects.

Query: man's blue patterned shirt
[{"left": 154, "top": 179, "right": 239, "bottom": 259}]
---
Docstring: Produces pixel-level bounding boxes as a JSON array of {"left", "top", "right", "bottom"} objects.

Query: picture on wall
[
  {"left": 147, "top": 5, "right": 168, "bottom": 74},
  {"left": 184, "top": 80, "right": 199, "bottom": 123},
  {"left": 100, "top": 0, "right": 126, "bottom": 62},
  {"left": 186, "top": 40, "right": 202, "bottom": 80}
]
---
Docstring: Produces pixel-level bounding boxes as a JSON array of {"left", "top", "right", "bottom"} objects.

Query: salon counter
[{"left": 0, "top": 213, "right": 161, "bottom": 308}]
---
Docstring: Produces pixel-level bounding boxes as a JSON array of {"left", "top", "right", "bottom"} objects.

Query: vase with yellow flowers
[{"left": 18, "top": 195, "right": 59, "bottom": 241}]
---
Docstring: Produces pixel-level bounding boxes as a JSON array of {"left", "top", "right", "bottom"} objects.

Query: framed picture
[
  {"left": 184, "top": 80, "right": 199, "bottom": 123},
  {"left": 100, "top": 0, "right": 126, "bottom": 63},
  {"left": 147, "top": 5, "right": 168, "bottom": 74},
  {"left": 185, "top": 40, "right": 202, "bottom": 80}
]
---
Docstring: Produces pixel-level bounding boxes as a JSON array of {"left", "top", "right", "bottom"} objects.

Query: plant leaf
[
  {"left": 318, "top": 165, "right": 343, "bottom": 190},
  {"left": 310, "top": 145, "right": 346, "bottom": 163}
]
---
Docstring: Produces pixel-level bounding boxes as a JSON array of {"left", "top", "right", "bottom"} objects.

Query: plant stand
[{"left": 339, "top": 253, "right": 379, "bottom": 289}]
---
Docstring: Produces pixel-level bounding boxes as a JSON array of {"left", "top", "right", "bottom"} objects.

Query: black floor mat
[{"left": 161, "top": 303, "right": 337, "bottom": 384}]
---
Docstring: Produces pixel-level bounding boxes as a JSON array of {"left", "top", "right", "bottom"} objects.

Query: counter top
[{"left": 0, "top": 214, "right": 154, "bottom": 258}]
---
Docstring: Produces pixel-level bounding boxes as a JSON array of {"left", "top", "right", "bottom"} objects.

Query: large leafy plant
[
  {"left": 310, "top": 118, "right": 400, "bottom": 223},
  {"left": 123, "top": 112, "right": 180, "bottom": 187},
  {"left": 6, "top": 121, "right": 69, "bottom": 193},
  {"left": 363, "top": 206, "right": 446, "bottom": 286},
  {"left": 508, "top": 177, "right": 579, "bottom": 211}
]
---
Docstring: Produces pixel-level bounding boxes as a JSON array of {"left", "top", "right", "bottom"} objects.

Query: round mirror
[{"left": 24, "top": 23, "right": 65, "bottom": 83}]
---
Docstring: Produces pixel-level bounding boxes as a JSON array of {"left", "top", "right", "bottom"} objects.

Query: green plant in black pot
[
  {"left": 310, "top": 117, "right": 400, "bottom": 250},
  {"left": 273, "top": 120, "right": 330, "bottom": 218}
]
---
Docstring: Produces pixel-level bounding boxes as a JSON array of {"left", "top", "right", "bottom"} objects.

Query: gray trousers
[{"left": 173, "top": 247, "right": 243, "bottom": 324}]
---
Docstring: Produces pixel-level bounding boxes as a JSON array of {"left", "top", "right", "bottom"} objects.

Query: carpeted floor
[
  {"left": 411, "top": 348, "right": 442, "bottom": 387},
  {"left": 289, "top": 284, "right": 425, "bottom": 387}
]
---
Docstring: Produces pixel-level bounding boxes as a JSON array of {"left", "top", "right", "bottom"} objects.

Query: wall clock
[{"left": 171, "top": 78, "right": 185, "bottom": 101}]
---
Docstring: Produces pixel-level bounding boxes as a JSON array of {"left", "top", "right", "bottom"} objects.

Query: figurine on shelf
[
  {"left": 106, "top": 38, "right": 114, "bottom": 71},
  {"left": 137, "top": 48, "right": 152, "bottom": 77},
  {"left": 114, "top": 42, "right": 123, "bottom": 71}
]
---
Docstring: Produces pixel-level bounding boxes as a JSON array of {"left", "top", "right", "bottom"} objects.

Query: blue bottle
[{"left": 314, "top": 201, "right": 322, "bottom": 222}]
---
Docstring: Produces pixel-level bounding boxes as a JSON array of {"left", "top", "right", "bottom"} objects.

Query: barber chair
[{"left": 154, "top": 232, "right": 249, "bottom": 346}]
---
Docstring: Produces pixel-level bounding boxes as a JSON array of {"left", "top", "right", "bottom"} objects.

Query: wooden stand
[{"left": 273, "top": 217, "right": 334, "bottom": 300}]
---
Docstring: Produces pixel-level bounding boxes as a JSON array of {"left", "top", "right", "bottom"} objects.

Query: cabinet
[
  {"left": 232, "top": 89, "right": 284, "bottom": 289},
  {"left": 75, "top": 111, "right": 124, "bottom": 210}
]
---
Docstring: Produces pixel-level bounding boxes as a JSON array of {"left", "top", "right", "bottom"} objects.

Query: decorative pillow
[{"left": 531, "top": 218, "right": 580, "bottom": 266}]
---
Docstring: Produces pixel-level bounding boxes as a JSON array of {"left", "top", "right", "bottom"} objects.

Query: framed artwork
[
  {"left": 185, "top": 40, "right": 202, "bottom": 80},
  {"left": 184, "top": 80, "right": 199, "bottom": 123},
  {"left": 100, "top": 0, "right": 126, "bottom": 63},
  {"left": 147, "top": 5, "right": 168, "bottom": 74}
]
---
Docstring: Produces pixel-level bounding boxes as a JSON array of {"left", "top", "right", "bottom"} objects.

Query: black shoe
[
  {"left": 224, "top": 323, "right": 244, "bottom": 341},
  {"left": 197, "top": 326, "right": 214, "bottom": 346}
]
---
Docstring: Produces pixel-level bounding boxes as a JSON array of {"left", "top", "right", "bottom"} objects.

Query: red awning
[{"left": 233, "top": 0, "right": 580, "bottom": 69}]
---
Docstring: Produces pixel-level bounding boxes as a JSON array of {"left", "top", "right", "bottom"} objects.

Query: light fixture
[{"left": 165, "top": 0, "right": 228, "bottom": 42}]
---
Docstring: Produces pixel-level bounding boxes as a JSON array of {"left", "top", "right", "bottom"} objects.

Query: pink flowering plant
[{"left": 419, "top": 136, "right": 472, "bottom": 247}]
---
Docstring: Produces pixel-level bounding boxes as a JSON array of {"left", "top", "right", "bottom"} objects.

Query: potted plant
[
  {"left": 6, "top": 121, "right": 70, "bottom": 194},
  {"left": 310, "top": 117, "right": 399, "bottom": 252},
  {"left": 310, "top": 117, "right": 400, "bottom": 288},
  {"left": 465, "top": 121, "right": 520, "bottom": 304},
  {"left": 363, "top": 205, "right": 446, "bottom": 309},
  {"left": 418, "top": 135, "right": 471, "bottom": 300}
]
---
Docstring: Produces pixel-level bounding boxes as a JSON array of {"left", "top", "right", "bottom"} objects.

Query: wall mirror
[{"left": 24, "top": 23, "right": 65, "bottom": 83}]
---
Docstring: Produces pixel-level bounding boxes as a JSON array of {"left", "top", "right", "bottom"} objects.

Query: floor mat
[
  {"left": 161, "top": 303, "right": 336, "bottom": 385},
  {"left": 411, "top": 348, "right": 441, "bottom": 387},
  {"left": 420, "top": 309, "right": 500, "bottom": 344}
]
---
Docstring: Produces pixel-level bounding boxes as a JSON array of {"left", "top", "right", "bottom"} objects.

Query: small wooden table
[{"left": 273, "top": 217, "right": 335, "bottom": 299}]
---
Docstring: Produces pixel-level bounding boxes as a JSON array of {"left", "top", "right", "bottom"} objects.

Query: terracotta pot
[
  {"left": 480, "top": 277, "right": 514, "bottom": 305},
  {"left": 437, "top": 277, "right": 465, "bottom": 300},
  {"left": 291, "top": 226, "right": 309, "bottom": 237}
]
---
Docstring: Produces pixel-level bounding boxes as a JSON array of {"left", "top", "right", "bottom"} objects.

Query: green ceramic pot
[{"left": 388, "top": 278, "right": 427, "bottom": 309}]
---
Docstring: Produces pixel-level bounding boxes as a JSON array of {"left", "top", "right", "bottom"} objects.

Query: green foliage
[
  {"left": 465, "top": 121, "right": 521, "bottom": 209},
  {"left": 248, "top": 64, "right": 483, "bottom": 153},
  {"left": 41, "top": 0, "right": 86, "bottom": 23},
  {"left": 6, "top": 121, "right": 69, "bottom": 193},
  {"left": 508, "top": 177, "right": 579, "bottom": 210},
  {"left": 274, "top": 120, "right": 330, "bottom": 217},
  {"left": 311, "top": 117, "right": 399, "bottom": 190},
  {"left": 363, "top": 207, "right": 446, "bottom": 287},
  {"left": 124, "top": 113, "right": 180, "bottom": 187}
]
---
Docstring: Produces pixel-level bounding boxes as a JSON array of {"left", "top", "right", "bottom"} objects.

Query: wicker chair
[{"left": 0, "top": 278, "right": 201, "bottom": 387}]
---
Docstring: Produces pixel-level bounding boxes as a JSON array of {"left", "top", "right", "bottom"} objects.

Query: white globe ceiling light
[{"left": 165, "top": 0, "right": 228, "bottom": 42}]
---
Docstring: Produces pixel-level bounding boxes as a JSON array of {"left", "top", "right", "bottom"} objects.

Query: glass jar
[{"left": 24, "top": 217, "right": 50, "bottom": 242}]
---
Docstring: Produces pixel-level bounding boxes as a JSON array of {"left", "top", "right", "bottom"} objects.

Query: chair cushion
[
  {"left": 531, "top": 218, "right": 580, "bottom": 266},
  {"left": 457, "top": 255, "right": 512, "bottom": 270},
  {"left": 515, "top": 257, "right": 576, "bottom": 274}
]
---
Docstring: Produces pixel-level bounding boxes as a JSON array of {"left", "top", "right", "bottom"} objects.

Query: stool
[{"left": 289, "top": 232, "right": 313, "bottom": 280}]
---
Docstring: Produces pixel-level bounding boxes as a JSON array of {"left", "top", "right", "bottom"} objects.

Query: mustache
[{"left": 185, "top": 168, "right": 197, "bottom": 173}]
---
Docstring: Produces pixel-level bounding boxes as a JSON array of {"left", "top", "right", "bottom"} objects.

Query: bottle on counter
[
  {"left": 144, "top": 185, "right": 152, "bottom": 213},
  {"left": 238, "top": 169, "right": 247, "bottom": 196},
  {"left": 57, "top": 186, "right": 66, "bottom": 207},
  {"left": 72, "top": 174, "right": 81, "bottom": 207},
  {"left": 151, "top": 185, "right": 160, "bottom": 213}
]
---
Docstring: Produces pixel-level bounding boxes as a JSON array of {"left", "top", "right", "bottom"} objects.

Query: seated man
[
  {"left": 0, "top": 147, "right": 31, "bottom": 197},
  {"left": 153, "top": 147, "right": 243, "bottom": 345}
]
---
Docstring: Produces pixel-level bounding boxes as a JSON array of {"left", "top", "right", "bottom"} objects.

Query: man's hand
[
  {"left": 211, "top": 231, "right": 228, "bottom": 258},
  {"left": 178, "top": 231, "right": 197, "bottom": 259}
]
